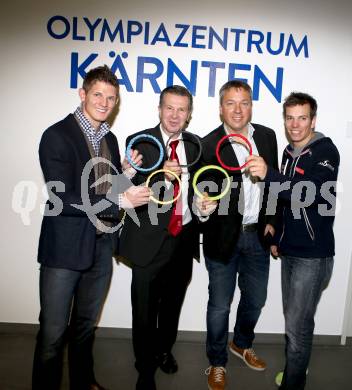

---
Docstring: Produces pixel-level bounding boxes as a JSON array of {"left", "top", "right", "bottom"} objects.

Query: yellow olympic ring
[
  {"left": 145, "top": 169, "right": 182, "bottom": 205},
  {"left": 192, "top": 165, "right": 231, "bottom": 201}
]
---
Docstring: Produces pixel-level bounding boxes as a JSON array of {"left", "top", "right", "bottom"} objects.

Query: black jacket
[
  {"left": 38, "top": 114, "right": 128, "bottom": 270},
  {"left": 201, "top": 123, "right": 279, "bottom": 262},
  {"left": 266, "top": 134, "right": 340, "bottom": 258},
  {"left": 119, "top": 125, "right": 201, "bottom": 266}
]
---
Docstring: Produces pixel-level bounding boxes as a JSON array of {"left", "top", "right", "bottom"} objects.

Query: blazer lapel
[
  {"left": 105, "top": 132, "right": 121, "bottom": 172},
  {"left": 182, "top": 131, "right": 199, "bottom": 173},
  {"left": 149, "top": 124, "right": 168, "bottom": 165},
  {"left": 67, "top": 114, "right": 92, "bottom": 165},
  {"left": 252, "top": 125, "right": 269, "bottom": 162}
]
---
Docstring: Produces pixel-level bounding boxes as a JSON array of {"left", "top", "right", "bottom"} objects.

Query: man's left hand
[{"left": 195, "top": 192, "right": 218, "bottom": 217}]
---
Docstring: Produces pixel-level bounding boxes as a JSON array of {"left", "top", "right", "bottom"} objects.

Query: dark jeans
[
  {"left": 279, "top": 256, "right": 333, "bottom": 390},
  {"left": 205, "top": 230, "right": 269, "bottom": 366},
  {"left": 32, "top": 233, "right": 113, "bottom": 390}
]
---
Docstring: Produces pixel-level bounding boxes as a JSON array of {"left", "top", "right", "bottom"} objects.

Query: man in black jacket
[
  {"left": 199, "top": 80, "right": 279, "bottom": 390},
  {"left": 247, "top": 92, "right": 340, "bottom": 390},
  {"left": 32, "top": 65, "right": 150, "bottom": 390},
  {"left": 120, "top": 85, "right": 200, "bottom": 390}
]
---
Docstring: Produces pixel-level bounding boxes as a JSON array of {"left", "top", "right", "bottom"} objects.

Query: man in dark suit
[
  {"left": 119, "top": 85, "right": 200, "bottom": 390},
  {"left": 199, "top": 80, "right": 279, "bottom": 390},
  {"left": 32, "top": 65, "right": 151, "bottom": 390}
]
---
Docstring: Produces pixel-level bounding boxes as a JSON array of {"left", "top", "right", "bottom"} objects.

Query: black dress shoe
[
  {"left": 90, "top": 381, "right": 108, "bottom": 390},
  {"left": 158, "top": 352, "right": 178, "bottom": 374},
  {"left": 136, "top": 374, "right": 156, "bottom": 390}
]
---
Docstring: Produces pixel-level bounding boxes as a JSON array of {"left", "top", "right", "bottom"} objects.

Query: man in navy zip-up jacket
[{"left": 246, "top": 92, "right": 340, "bottom": 390}]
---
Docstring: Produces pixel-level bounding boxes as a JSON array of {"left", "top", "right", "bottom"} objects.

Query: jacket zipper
[
  {"left": 279, "top": 155, "right": 292, "bottom": 247},
  {"left": 302, "top": 208, "right": 315, "bottom": 241}
]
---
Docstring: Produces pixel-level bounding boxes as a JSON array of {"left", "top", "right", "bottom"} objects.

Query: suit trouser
[
  {"left": 131, "top": 223, "right": 195, "bottom": 374},
  {"left": 32, "top": 233, "right": 113, "bottom": 390}
]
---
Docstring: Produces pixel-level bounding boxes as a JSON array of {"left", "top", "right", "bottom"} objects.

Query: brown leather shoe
[
  {"left": 229, "top": 341, "right": 266, "bottom": 371},
  {"left": 205, "top": 366, "right": 226, "bottom": 390}
]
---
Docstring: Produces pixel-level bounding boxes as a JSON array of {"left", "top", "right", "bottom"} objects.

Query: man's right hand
[
  {"left": 122, "top": 148, "right": 143, "bottom": 171},
  {"left": 163, "top": 159, "right": 181, "bottom": 181},
  {"left": 271, "top": 245, "right": 279, "bottom": 258},
  {"left": 121, "top": 185, "right": 151, "bottom": 209}
]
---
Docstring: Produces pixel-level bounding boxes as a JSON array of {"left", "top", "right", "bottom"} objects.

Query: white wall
[{"left": 1, "top": 0, "right": 352, "bottom": 336}]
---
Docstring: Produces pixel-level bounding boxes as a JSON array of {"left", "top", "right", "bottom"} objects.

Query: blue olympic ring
[{"left": 126, "top": 134, "right": 164, "bottom": 172}]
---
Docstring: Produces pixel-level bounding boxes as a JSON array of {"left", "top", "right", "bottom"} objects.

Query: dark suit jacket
[
  {"left": 201, "top": 123, "right": 279, "bottom": 262},
  {"left": 38, "top": 114, "right": 128, "bottom": 271},
  {"left": 119, "top": 125, "right": 200, "bottom": 267}
]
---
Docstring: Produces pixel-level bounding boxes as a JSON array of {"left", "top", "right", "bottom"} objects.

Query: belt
[{"left": 241, "top": 223, "right": 258, "bottom": 232}]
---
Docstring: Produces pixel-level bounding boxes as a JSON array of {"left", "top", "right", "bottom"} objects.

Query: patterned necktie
[{"left": 168, "top": 140, "right": 182, "bottom": 236}]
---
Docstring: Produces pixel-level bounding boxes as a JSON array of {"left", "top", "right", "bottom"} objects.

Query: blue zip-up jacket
[{"left": 264, "top": 133, "right": 340, "bottom": 258}]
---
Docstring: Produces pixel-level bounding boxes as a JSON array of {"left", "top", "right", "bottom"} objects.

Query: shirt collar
[
  {"left": 74, "top": 107, "right": 110, "bottom": 138},
  {"left": 223, "top": 122, "right": 255, "bottom": 140},
  {"left": 160, "top": 124, "right": 182, "bottom": 147}
]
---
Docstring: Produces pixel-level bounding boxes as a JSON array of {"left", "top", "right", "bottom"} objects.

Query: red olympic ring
[{"left": 215, "top": 133, "right": 252, "bottom": 171}]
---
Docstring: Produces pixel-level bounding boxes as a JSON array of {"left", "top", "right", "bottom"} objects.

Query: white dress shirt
[{"left": 224, "top": 123, "right": 261, "bottom": 224}]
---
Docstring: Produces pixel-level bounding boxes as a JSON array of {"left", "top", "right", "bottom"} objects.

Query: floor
[{"left": 1, "top": 329, "right": 351, "bottom": 390}]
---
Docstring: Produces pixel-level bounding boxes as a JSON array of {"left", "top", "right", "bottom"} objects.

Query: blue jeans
[
  {"left": 279, "top": 256, "right": 334, "bottom": 390},
  {"left": 205, "top": 231, "right": 270, "bottom": 366},
  {"left": 32, "top": 233, "right": 113, "bottom": 390}
]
